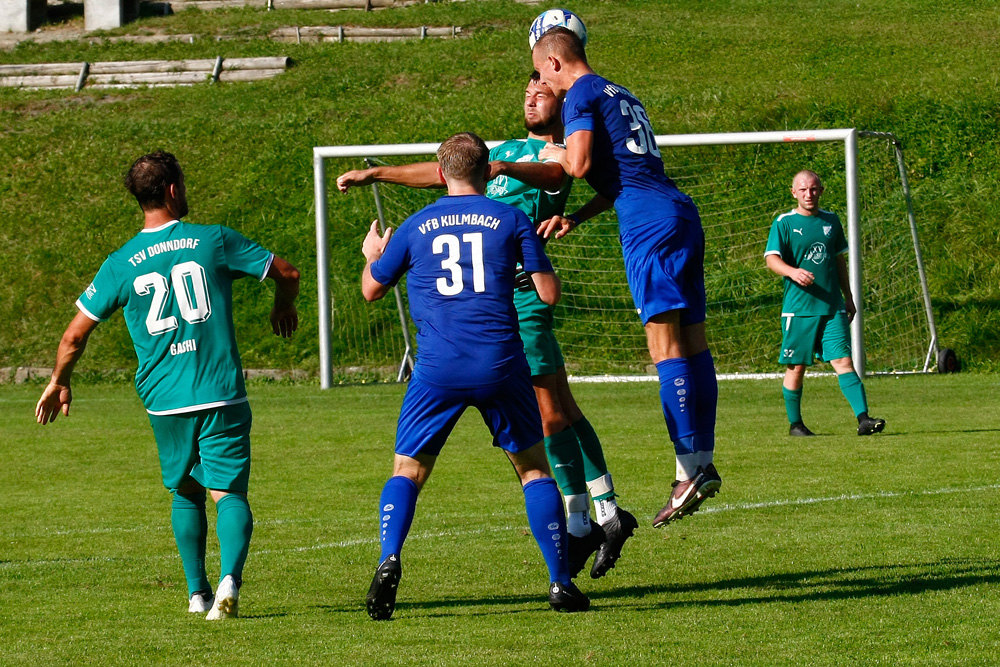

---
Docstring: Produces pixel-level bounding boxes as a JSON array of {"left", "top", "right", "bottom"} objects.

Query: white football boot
[{"left": 205, "top": 575, "right": 239, "bottom": 620}]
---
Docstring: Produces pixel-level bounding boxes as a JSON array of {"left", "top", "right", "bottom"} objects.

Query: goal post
[{"left": 312, "top": 128, "right": 938, "bottom": 389}]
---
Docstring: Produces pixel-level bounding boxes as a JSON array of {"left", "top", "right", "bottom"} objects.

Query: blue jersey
[
  {"left": 562, "top": 73, "right": 693, "bottom": 229},
  {"left": 370, "top": 194, "right": 553, "bottom": 388}
]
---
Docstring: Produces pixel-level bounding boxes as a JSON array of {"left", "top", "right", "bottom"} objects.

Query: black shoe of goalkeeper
[
  {"left": 857, "top": 413, "right": 886, "bottom": 436},
  {"left": 366, "top": 554, "right": 401, "bottom": 621},
  {"left": 590, "top": 508, "right": 638, "bottom": 579},
  {"left": 548, "top": 580, "right": 590, "bottom": 613},
  {"left": 568, "top": 524, "right": 605, "bottom": 579},
  {"left": 789, "top": 421, "right": 816, "bottom": 437}
]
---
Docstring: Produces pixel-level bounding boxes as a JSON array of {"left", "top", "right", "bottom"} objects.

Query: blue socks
[
  {"left": 523, "top": 478, "right": 570, "bottom": 585},
  {"left": 378, "top": 476, "right": 419, "bottom": 562},
  {"left": 171, "top": 490, "right": 211, "bottom": 596},
  {"left": 688, "top": 349, "right": 718, "bottom": 461},
  {"left": 655, "top": 357, "right": 697, "bottom": 457}
]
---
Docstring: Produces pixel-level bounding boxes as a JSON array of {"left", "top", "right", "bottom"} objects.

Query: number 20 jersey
[
  {"left": 76, "top": 220, "right": 274, "bottom": 415},
  {"left": 369, "top": 194, "right": 553, "bottom": 388},
  {"left": 562, "top": 73, "right": 693, "bottom": 230}
]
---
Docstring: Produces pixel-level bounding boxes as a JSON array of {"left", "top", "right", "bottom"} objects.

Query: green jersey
[
  {"left": 764, "top": 209, "right": 848, "bottom": 316},
  {"left": 76, "top": 220, "right": 273, "bottom": 415},
  {"left": 487, "top": 138, "right": 572, "bottom": 315},
  {"left": 486, "top": 138, "right": 572, "bottom": 224}
]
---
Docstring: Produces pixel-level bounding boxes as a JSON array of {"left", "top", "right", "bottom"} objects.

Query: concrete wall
[{"left": 0, "top": 0, "right": 47, "bottom": 32}]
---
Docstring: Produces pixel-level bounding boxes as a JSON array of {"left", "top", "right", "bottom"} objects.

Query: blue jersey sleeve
[
  {"left": 76, "top": 257, "right": 123, "bottom": 322},
  {"left": 370, "top": 222, "right": 410, "bottom": 287},
  {"left": 515, "top": 211, "right": 553, "bottom": 273},
  {"left": 562, "top": 82, "right": 596, "bottom": 139},
  {"left": 221, "top": 226, "right": 273, "bottom": 281}
]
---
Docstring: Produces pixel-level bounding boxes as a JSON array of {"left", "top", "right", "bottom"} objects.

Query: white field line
[{"left": 2, "top": 484, "right": 998, "bottom": 572}]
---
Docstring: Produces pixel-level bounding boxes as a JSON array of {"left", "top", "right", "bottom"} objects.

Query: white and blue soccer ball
[{"left": 528, "top": 9, "right": 587, "bottom": 49}]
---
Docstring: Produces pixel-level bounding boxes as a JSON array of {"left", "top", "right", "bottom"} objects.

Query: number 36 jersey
[
  {"left": 76, "top": 220, "right": 274, "bottom": 415},
  {"left": 562, "top": 73, "right": 693, "bottom": 231},
  {"left": 370, "top": 194, "right": 552, "bottom": 389}
]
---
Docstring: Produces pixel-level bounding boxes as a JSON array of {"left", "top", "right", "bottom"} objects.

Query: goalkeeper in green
[
  {"left": 336, "top": 72, "right": 637, "bottom": 580},
  {"left": 764, "top": 170, "right": 886, "bottom": 437}
]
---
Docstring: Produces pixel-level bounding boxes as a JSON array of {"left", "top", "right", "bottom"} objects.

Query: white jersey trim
[
  {"left": 75, "top": 300, "right": 106, "bottom": 322},
  {"left": 764, "top": 250, "right": 782, "bottom": 257},
  {"left": 146, "top": 395, "right": 248, "bottom": 416},
  {"left": 140, "top": 219, "right": 182, "bottom": 234},
  {"left": 259, "top": 253, "right": 274, "bottom": 282}
]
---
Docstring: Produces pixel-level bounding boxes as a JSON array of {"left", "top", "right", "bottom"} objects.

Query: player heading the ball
[{"left": 532, "top": 26, "right": 722, "bottom": 528}]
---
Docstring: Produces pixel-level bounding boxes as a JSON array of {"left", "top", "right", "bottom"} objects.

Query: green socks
[
  {"left": 571, "top": 418, "right": 613, "bottom": 500},
  {"left": 543, "top": 429, "right": 588, "bottom": 497},
  {"left": 216, "top": 493, "right": 254, "bottom": 584},
  {"left": 171, "top": 491, "right": 211, "bottom": 597},
  {"left": 783, "top": 386, "right": 804, "bottom": 424},
  {"left": 837, "top": 372, "right": 869, "bottom": 417}
]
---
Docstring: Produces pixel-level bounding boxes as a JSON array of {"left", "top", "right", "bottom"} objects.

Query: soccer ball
[{"left": 528, "top": 9, "right": 587, "bottom": 50}]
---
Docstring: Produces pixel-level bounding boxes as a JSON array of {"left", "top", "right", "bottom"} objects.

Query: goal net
[{"left": 313, "top": 129, "right": 937, "bottom": 386}]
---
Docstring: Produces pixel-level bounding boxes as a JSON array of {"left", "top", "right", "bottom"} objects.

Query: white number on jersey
[
  {"left": 432, "top": 233, "right": 486, "bottom": 296},
  {"left": 133, "top": 260, "right": 213, "bottom": 335},
  {"left": 620, "top": 100, "right": 662, "bottom": 157}
]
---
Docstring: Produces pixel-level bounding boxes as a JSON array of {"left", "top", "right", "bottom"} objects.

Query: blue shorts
[
  {"left": 394, "top": 373, "right": 544, "bottom": 458},
  {"left": 619, "top": 198, "right": 706, "bottom": 326}
]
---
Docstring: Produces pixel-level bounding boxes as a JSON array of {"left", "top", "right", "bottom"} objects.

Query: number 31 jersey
[
  {"left": 76, "top": 220, "right": 274, "bottom": 415},
  {"left": 370, "top": 194, "right": 553, "bottom": 388},
  {"left": 562, "top": 73, "right": 692, "bottom": 230}
]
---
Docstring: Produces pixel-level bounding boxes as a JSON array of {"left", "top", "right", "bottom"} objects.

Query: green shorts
[
  {"left": 147, "top": 401, "right": 253, "bottom": 493},
  {"left": 515, "top": 287, "right": 564, "bottom": 377},
  {"left": 779, "top": 312, "right": 852, "bottom": 366}
]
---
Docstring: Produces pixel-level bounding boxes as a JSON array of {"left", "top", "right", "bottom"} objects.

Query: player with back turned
[
  {"left": 360, "top": 132, "right": 590, "bottom": 619},
  {"left": 532, "top": 27, "right": 721, "bottom": 527},
  {"left": 35, "top": 151, "right": 301, "bottom": 620}
]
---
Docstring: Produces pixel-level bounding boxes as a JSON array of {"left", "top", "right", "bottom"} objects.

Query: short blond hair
[
  {"left": 437, "top": 132, "right": 489, "bottom": 181},
  {"left": 532, "top": 26, "right": 587, "bottom": 64}
]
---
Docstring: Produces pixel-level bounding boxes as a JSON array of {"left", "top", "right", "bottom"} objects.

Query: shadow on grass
[
  {"left": 319, "top": 558, "right": 1000, "bottom": 618},
  {"left": 593, "top": 558, "right": 1000, "bottom": 610}
]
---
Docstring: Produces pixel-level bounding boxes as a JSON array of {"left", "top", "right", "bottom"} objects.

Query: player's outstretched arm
[
  {"left": 529, "top": 270, "right": 561, "bottom": 306},
  {"left": 36, "top": 311, "right": 100, "bottom": 425},
  {"left": 361, "top": 220, "right": 393, "bottom": 302},
  {"left": 537, "top": 193, "right": 612, "bottom": 239},
  {"left": 488, "top": 160, "right": 566, "bottom": 192},
  {"left": 267, "top": 256, "right": 300, "bottom": 338},
  {"left": 766, "top": 254, "right": 814, "bottom": 287},
  {"left": 337, "top": 163, "right": 444, "bottom": 193}
]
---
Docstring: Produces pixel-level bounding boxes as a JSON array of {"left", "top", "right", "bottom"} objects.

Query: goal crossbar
[{"left": 313, "top": 128, "right": 935, "bottom": 388}]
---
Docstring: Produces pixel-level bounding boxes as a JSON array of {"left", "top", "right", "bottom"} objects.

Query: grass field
[{"left": 3, "top": 374, "right": 1000, "bottom": 665}]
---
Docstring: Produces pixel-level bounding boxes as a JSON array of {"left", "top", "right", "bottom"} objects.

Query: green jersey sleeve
[
  {"left": 220, "top": 226, "right": 273, "bottom": 281},
  {"left": 76, "top": 257, "right": 124, "bottom": 322},
  {"left": 764, "top": 215, "right": 786, "bottom": 257}
]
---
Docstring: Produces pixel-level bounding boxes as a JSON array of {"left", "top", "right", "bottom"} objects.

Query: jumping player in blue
[
  {"left": 532, "top": 27, "right": 721, "bottom": 527},
  {"left": 360, "top": 132, "right": 590, "bottom": 619}
]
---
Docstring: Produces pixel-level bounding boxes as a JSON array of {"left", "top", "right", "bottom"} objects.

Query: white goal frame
[{"left": 313, "top": 128, "right": 938, "bottom": 389}]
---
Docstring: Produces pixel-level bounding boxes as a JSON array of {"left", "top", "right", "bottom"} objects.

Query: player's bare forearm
[
  {"left": 36, "top": 311, "right": 99, "bottom": 424},
  {"left": 488, "top": 160, "right": 565, "bottom": 192},
  {"left": 361, "top": 220, "right": 393, "bottom": 302},
  {"left": 562, "top": 130, "right": 593, "bottom": 179},
  {"left": 538, "top": 193, "right": 613, "bottom": 238},
  {"left": 337, "top": 163, "right": 443, "bottom": 193},
  {"left": 766, "top": 254, "right": 814, "bottom": 287},
  {"left": 267, "top": 256, "right": 300, "bottom": 337},
  {"left": 530, "top": 271, "right": 561, "bottom": 306}
]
